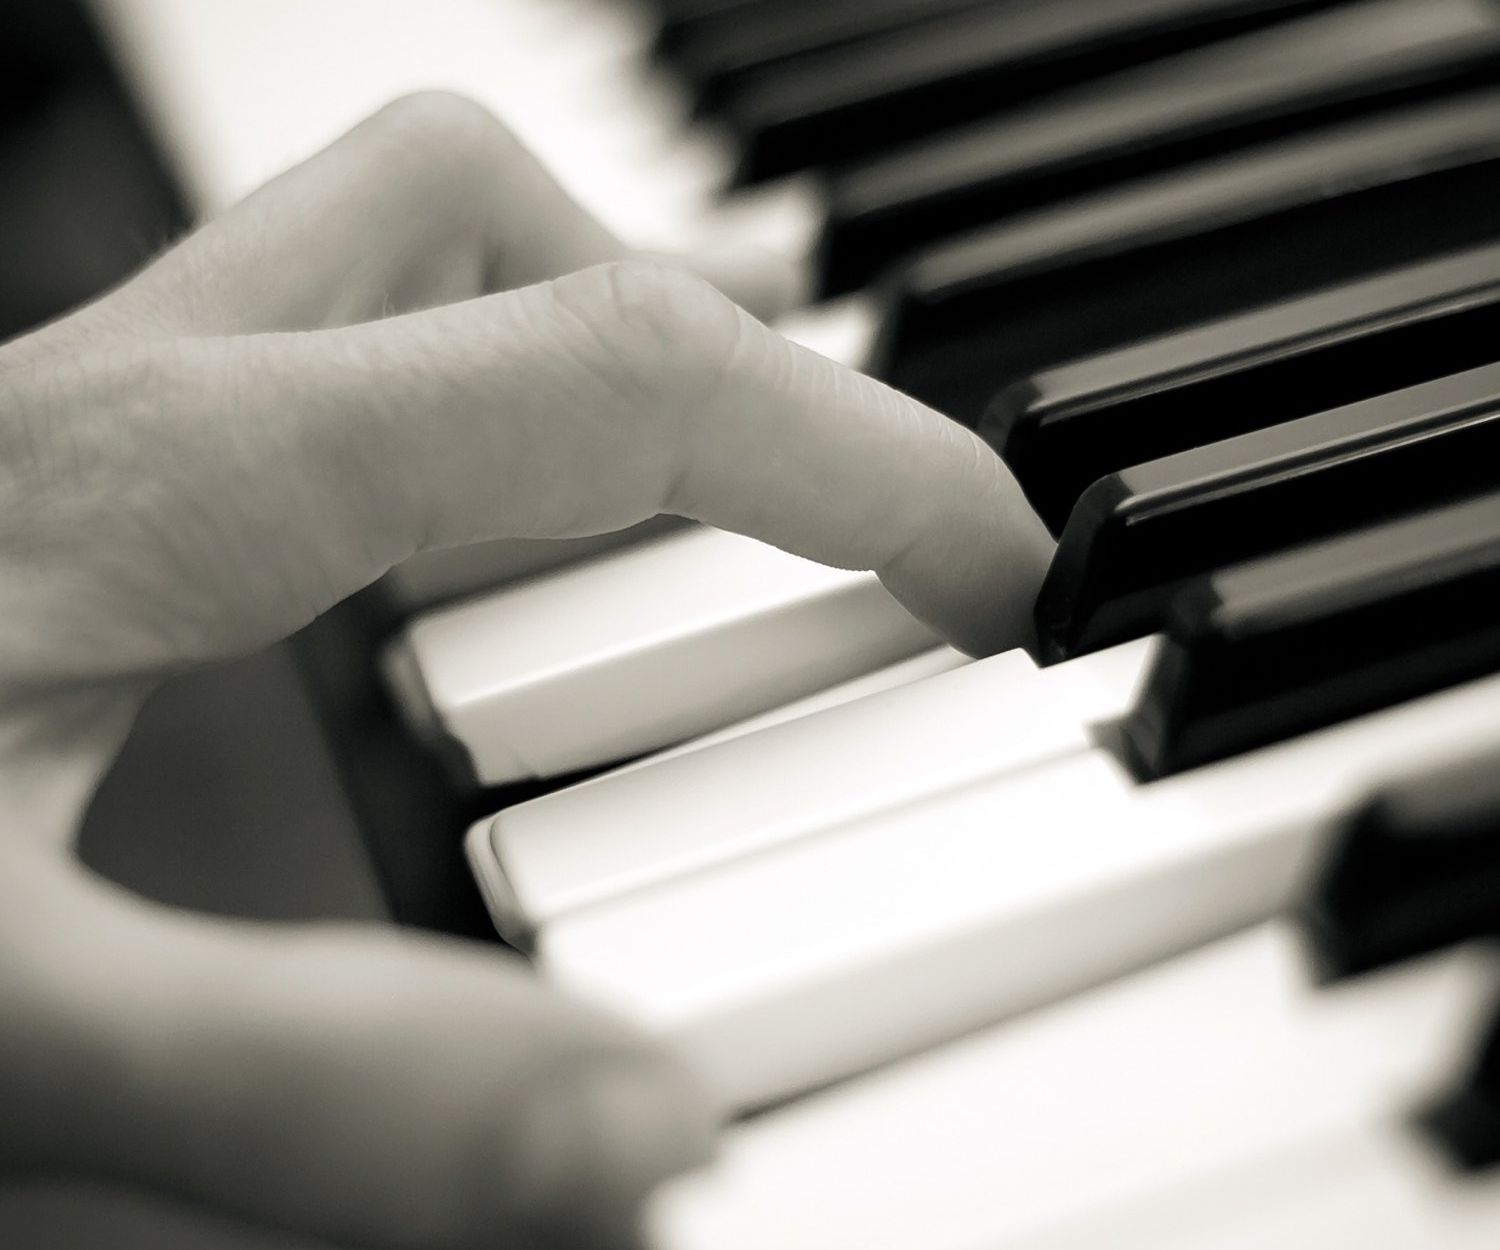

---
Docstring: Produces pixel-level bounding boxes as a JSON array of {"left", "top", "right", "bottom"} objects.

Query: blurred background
[
  {"left": 1, "top": 0, "right": 388, "bottom": 926},
  {"left": 0, "top": 0, "right": 181, "bottom": 338}
]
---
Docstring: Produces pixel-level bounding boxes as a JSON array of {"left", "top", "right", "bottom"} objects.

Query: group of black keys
[{"left": 646, "top": 0, "right": 1500, "bottom": 1177}]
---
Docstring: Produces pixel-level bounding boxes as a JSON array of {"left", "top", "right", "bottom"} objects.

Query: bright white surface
[
  {"left": 541, "top": 669, "right": 1500, "bottom": 1110},
  {"left": 89, "top": 0, "right": 857, "bottom": 356},
  {"left": 385, "top": 527, "right": 938, "bottom": 783},
  {"left": 639, "top": 644, "right": 973, "bottom": 764},
  {"left": 93, "top": 0, "right": 709, "bottom": 239},
  {"left": 481, "top": 639, "right": 1146, "bottom": 936},
  {"left": 89, "top": 0, "right": 824, "bottom": 256},
  {"left": 1005, "top": 1125, "right": 1500, "bottom": 1250},
  {"left": 647, "top": 927, "right": 1499, "bottom": 1250},
  {"left": 463, "top": 644, "right": 974, "bottom": 940},
  {"left": 383, "top": 518, "right": 690, "bottom": 611},
  {"left": 95, "top": 2, "right": 899, "bottom": 754}
]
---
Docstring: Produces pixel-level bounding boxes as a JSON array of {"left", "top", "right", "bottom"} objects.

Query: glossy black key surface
[
  {"left": 819, "top": 0, "right": 1500, "bottom": 297},
  {"left": 1037, "top": 366, "right": 1500, "bottom": 664},
  {"left": 669, "top": 0, "right": 997, "bottom": 114},
  {"left": 983, "top": 243, "right": 1500, "bottom": 535},
  {"left": 874, "top": 89, "right": 1500, "bottom": 422},
  {"left": 1419, "top": 995, "right": 1500, "bottom": 1172},
  {"left": 1116, "top": 489, "right": 1500, "bottom": 778},
  {"left": 720, "top": 0, "right": 1341, "bottom": 183},
  {"left": 655, "top": 0, "right": 768, "bottom": 53},
  {"left": 1298, "top": 747, "right": 1500, "bottom": 985}
]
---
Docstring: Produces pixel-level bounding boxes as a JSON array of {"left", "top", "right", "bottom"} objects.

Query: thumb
[{"left": 4, "top": 859, "right": 712, "bottom": 1250}]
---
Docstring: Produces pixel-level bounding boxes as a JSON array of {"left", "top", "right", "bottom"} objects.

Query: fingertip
[
  {"left": 514, "top": 1051, "right": 717, "bottom": 1249},
  {"left": 875, "top": 436, "right": 1058, "bottom": 660},
  {"left": 581, "top": 1056, "right": 717, "bottom": 1185}
]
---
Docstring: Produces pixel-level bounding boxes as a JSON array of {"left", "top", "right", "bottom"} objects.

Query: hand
[{"left": 0, "top": 94, "right": 1054, "bottom": 1249}]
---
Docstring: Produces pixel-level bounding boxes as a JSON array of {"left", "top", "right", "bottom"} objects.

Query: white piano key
[
  {"left": 645, "top": 926, "right": 1499, "bottom": 1250},
  {"left": 1007, "top": 1125, "right": 1500, "bottom": 1250},
  {"left": 473, "top": 639, "right": 1148, "bottom": 940},
  {"left": 774, "top": 292, "right": 879, "bottom": 368},
  {"left": 381, "top": 517, "right": 691, "bottom": 610},
  {"left": 383, "top": 526, "right": 938, "bottom": 785},
  {"left": 91, "top": 0, "right": 721, "bottom": 244},
  {"left": 91, "top": 0, "right": 828, "bottom": 262},
  {"left": 466, "top": 644, "right": 973, "bottom": 939},
  {"left": 640, "top": 644, "right": 972, "bottom": 764},
  {"left": 541, "top": 670, "right": 1500, "bottom": 1110}
]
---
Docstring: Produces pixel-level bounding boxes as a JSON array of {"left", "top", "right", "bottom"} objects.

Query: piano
[{"left": 85, "top": 0, "right": 1500, "bottom": 1244}]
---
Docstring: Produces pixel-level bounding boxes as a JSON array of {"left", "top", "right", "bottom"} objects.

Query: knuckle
[
  {"left": 366, "top": 90, "right": 517, "bottom": 180},
  {"left": 549, "top": 260, "right": 744, "bottom": 394},
  {"left": 542, "top": 260, "right": 752, "bottom": 518}
]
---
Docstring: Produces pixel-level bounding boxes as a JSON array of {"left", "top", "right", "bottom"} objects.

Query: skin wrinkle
[
  {"left": 656, "top": 295, "right": 763, "bottom": 530},
  {"left": 359, "top": 290, "right": 578, "bottom": 544},
  {"left": 0, "top": 99, "right": 753, "bottom": 1250},
  {"left": 550, "top": 262, "right": 742, "bottom": 420},
  {"left": 245, "top": 330, "right": 430, "bottom": 586},
  {"left": 498, "top": 265, "right": 721, "bottom": 538},
  {"left": 663, "top": 300, "right": 793, "bottom": 536},
  {"left": 0, "top": 92, "right": 1054, "bottom": 1249}
]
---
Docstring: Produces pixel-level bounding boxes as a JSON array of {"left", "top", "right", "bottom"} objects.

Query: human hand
[{"left": 0, "top": 94, "right": 1054, "bottom": 1249}]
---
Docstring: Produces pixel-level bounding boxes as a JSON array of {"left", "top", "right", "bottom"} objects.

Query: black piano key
[
  {"left": 1420, "top": 1012, "right": 1500, "bottom": 1174},
  {"left": 983, "top": 243, "right": 1500, "bottom": 535},
  {"left": 818, "top": 0, "right": 1500, "bottom": 298},
  {"left": 1418, "top": 996, "right": 1500, "bottom": 1173},
  {"left": 670, "top": 0, "right": 998, "bottom": 115},
  {"left": 654, "top": 0, "right": 769, "bottom": 54},
  {"left": 719, "top": 0, "right": 1343, "bottom": 184},
  {"left": 1118, "top": 489, "right": 1500, "bottom": 779},
  {"left": 875, "top": 88, "right": 1500, "bottom": 422},
  {"left": 1297, "top": 748, "right": 1500, "bottom": 985},
  {"left": 1036, "top": 365, "right": 1500, "bottom": 664}
]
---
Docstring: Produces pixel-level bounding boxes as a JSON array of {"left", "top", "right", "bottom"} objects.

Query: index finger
[
  {"left": 665, "top": 299, "right": 1057, "bottom": 656},
  {"left": 239, "top": 261, "right": 1053, "bottom": 656}
]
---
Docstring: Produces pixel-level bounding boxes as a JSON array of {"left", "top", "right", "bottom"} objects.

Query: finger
[
  {"left": 123, "top": 92, "right": 626, "bottom": 333},
  {"left": 9, "top": 260, "right": 1044, "bottom": 684},
  {"left": 6, "top": 866, "right": 713, "bottom": 1250},
  {"left": 249, "top": 261, "right": 1053, "bottom": 655},
  {"left": 0, "top": 1179, "right": 353, "bottom": 1250},
  {"left": 13, "top": 92, "right": 796, "bottom": 365}
]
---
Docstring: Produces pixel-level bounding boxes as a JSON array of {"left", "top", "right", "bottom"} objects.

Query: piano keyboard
[
  {"left": 645, "top": 750, "right": 1500, "bottom": 1248},
  {"left": 360, "top": 0, "right": 1500, "bottom": 788},
  {"left": 91, "top": 0, "right": 1500, "bottom": 1244}
]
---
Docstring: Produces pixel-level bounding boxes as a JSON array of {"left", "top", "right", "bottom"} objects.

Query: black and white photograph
[{"left": 2, "top": 1, "right": 1499, "bottom": 1246}]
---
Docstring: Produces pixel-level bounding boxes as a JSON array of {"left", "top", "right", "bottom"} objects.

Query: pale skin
[{"left": 0, "top": 94, "right": 1054, "bottom": 1249}]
